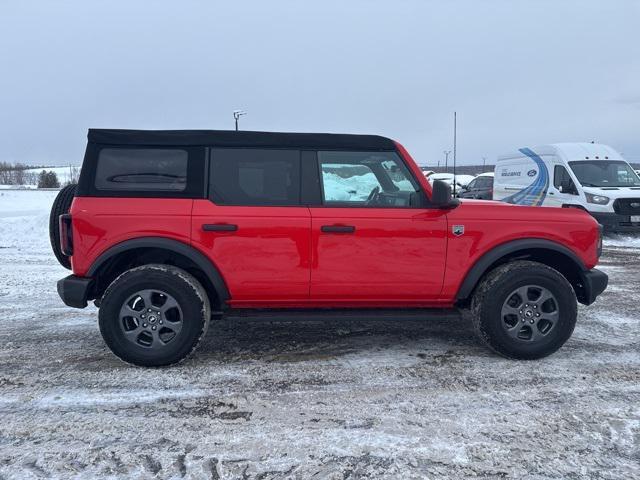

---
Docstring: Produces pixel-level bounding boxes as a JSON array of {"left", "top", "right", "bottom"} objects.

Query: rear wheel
[
  {"left": 49, "top": 184, "right": 77, "bottom": 269},
  {"left": 98, "top": 265, "right": 210, "bottom": 367},
  {"left": 470, "top": 261, "right": 577, "bottom": 359}
]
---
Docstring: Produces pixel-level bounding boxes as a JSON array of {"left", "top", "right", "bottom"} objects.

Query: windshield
[{"left": 568, "top": 160, "right": 640, "bottom": 187}]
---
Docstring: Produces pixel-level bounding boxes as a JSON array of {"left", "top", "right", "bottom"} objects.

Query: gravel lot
[{"left": 1, "top": 191, "right": 639, "bottom": 479}]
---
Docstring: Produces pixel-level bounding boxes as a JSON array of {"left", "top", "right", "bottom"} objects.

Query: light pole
[
  {"left": 443, "top": 150, "right": 451, "bottom": 172},
  {"left": 482, "top": 156, "right": 487, "bottom": 172},
  {"left": 233, "top": 110, "right": 246, "bottom": 131}
]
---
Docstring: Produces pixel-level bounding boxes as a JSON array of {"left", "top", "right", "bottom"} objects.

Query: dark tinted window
[
  {"left": 96, "top": 148, "right": 188, "bottom": 191},
  {"left": 476, "top": 177, "right": 492, "bottom": 188},
  {"left": 210, "top": 149, "right": 301, "bottom": 206},
  {"left": 554, "top": 165, "right": 577, "bottom": 192},
  {"left": 568, "top": 160, "right": 640, "bottom": 187}
]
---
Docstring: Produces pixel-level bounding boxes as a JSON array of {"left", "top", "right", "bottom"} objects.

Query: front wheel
[
  {"left": 470, "top": 261, "right": 577, "bottom": 359},
  {"left": 98, "top": 265, "right": 210, "bottom": 367}
]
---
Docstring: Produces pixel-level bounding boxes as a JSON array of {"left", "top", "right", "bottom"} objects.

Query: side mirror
[{"left": 431, "top": 180, "right": 460, "bottom": 208}]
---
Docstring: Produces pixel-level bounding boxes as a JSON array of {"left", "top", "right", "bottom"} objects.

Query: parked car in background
[
  {"left": 493, "top": 143, "right": 640, "bottom": 232},
  {"left": 428, "top": 172, "right": 455, "bottom": 185},
  {"left": 453, "top": 174, "right": 476, "bottom": 188},
  {"left": 458, "top": 172, "right": 494, "bottom": 199},
  {"left": 428, "top": 173, "right": 473, "bottom": 191}
]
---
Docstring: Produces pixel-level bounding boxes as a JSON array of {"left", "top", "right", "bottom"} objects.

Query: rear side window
[
  {"left": 210, "top": 149, "right": 301, "bottom": 206},
  {"left": 96, "top": 148, "right": 188, "bottom": 191}
]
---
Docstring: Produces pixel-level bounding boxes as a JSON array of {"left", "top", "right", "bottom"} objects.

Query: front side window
[
  {"left": 318, "top": 151, "right": 419, "bottom": 207},
  {"left": 95, "top": 148, "right": 188, "bottom": 191},
  {"left": 210, "top": 149, "right": 301, "bottom": 206},
  {"left": 554, "top": 165, "right": 578, "bottom": 194},
  {"left": 568, "top": 160, "right": 640, "bottom": 187}
]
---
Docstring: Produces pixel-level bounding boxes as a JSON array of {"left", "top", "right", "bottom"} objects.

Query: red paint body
[{"left": 69, "top": 142, "right": 601, "bottom": 309}]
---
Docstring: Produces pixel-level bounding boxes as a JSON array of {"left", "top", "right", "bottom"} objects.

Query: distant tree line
[{"left": 0, "top": 162, "right": 79, "bottom": 188}]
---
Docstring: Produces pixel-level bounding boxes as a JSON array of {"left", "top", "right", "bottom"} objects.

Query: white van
[{"left": 493, "top": 143, "right": 640, "bottom": 232}]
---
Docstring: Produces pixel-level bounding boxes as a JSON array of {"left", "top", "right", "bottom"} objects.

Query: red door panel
[
  {"left": 191, "top": 200, "right": 311, "bottom": 304},
  {"left": 310, "top": 207, "right": 448, "bottom": 305}
]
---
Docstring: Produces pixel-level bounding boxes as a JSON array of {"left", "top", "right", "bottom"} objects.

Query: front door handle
[
  {"left": 321, "top": 225, "right": 355, "bottom": 233},
  {"left": 202, "top": 223, "right": 238, "bottom": 232}
]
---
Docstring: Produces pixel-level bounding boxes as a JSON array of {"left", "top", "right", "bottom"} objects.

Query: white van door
[
  {"left": 548, "top": 164, "right": 581, "bottom": 207},
  {"left": 495, "top": 149, "right": 552, "bottom": 206}
]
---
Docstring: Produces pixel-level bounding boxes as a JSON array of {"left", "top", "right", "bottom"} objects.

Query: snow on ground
[{"left": 0, "top": 191, "right": 639, "bottom": 479}]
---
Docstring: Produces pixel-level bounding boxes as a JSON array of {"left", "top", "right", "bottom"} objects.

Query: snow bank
[
  {"left": 604, "top": 234, "right": 640, "bottom": 249},
  {"left": 0, "top": 190, "right": 57, "bottom": 252}
]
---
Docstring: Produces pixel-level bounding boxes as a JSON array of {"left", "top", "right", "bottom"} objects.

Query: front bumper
[
  {"left": 578, "top": 268, "right": 608, "bottom": 306},
  {"left": 590, "top": 211, "right": 640, "bottom": 233},
  {"left": 57, "top": 275, "right": 93, "bottom": 308}
]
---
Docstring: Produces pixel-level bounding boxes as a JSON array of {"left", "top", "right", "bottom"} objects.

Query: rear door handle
[
  {"left": 321, "top": 225, "right": 355, "bottom": 233},
  {"left": 202, "top": 223, "right": 238, "bottom": 232}
]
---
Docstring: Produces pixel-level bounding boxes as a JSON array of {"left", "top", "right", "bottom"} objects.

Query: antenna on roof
[
  {"left": 233, "top": 110, "right": 246, "bottom": 131},
  {"left": 452, "top": 111, "right": 457, "bottom": 195}
]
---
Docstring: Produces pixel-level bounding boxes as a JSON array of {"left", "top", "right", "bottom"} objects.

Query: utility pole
[
  {"left": 233, "top": 110, "right": 246, "bottom": 131},
  {"left": 482, "top": 156, "right": 487, "bottom": 172},
  {"left": 443, "top": 150, "right": 451, "bottom": 172}
]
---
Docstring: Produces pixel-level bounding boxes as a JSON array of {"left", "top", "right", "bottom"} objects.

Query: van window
[
  {"left": 568, "top": 160, "right": 640, "bottom": 187},
  {"left": 210, "top": 149, "right": 301, "bottom": 206},
  {"left": 554, "top": 165, "right": 577, "bottom": 194},
  {"left": 95, "top": 148, "right": 188, "bottom": 192}
]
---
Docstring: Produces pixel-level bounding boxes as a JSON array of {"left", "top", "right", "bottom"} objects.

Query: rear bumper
[
  {"left": 57, "top": 275, "right": 93, "bottom": 308},
  {"left": 578, "top": 268, "right": 608, "bottom": 306},
  {"left": 590, "top": 212, "right": 640, "bottom": 233}
]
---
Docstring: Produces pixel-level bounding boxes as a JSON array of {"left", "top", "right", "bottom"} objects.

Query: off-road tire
[
  {"left": 470, "top": 260, "right": 577, "bottom": 360},
  {"left": 99, "top": 265, "right": 211, "bottom": 367},
  {"left": 49, "top": 184, "right": 77, "bottom": 269}
]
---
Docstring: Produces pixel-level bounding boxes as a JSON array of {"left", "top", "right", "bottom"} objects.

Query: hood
[{"left": 459, "top": 198, "right": 509, "bottom": 206}]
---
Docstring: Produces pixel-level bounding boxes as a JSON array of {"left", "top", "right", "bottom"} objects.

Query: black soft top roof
[{"left": 88, "top": 129, "right": 396, "bottom": 150}]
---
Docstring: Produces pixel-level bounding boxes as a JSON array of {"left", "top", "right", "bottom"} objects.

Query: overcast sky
[{"left": 1, "top": 0, "right": 639, "bottom": 166}]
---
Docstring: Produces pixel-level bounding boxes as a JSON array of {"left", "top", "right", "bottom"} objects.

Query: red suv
[{"left": 52, "top": 129, "right": 608, "bottom": 366}]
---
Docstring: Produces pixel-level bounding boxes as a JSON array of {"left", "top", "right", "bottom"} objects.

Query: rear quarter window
[
  {"left": 79, "top": 146, "right": 206, "bottom": 198},
  {"left": 96, "top": 148, "right": 188, "bottom": 191}
]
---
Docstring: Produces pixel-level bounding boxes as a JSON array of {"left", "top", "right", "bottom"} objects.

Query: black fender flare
[
  {"left": 87, "top": 237, "right": 230, "bottom": 303},
  {"left": 455, "top": 238, "right": 587, "bottom": 301}
]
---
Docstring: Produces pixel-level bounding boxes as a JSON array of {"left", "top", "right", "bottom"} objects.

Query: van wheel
[
  {"left": 49, "top": 184, "right": 77, "bottom": 269},
  {"left": 98, "top": 265, "right": 210, "bottom": 367},
  {"left": 470, "top": 261, "right": 577, "bottom": 359}
]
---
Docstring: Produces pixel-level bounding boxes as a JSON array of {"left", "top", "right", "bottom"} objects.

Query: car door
[
  {"left": 191, "top": 148, "right": 311, "bottom": 305},
  {"left": 309, "top": 150, "right": 448, "bottom": 304},
  {"left": 476, "top": 177, "right": 492, "bottom": 199}
]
